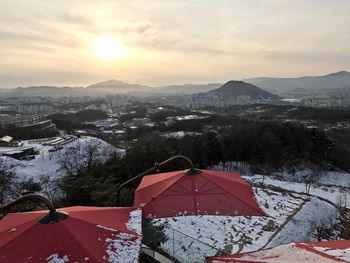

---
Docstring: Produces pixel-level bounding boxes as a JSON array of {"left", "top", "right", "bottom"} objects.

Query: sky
[{"left": 0, "top": 0, "right": 350, "bottom": 88}]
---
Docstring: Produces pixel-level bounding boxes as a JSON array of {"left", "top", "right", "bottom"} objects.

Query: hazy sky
[{"left": 1, "top": 0, "right": 350, "bottom": 88}]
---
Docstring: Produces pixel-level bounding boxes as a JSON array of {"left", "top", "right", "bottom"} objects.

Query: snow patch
[
  {"left": 313, "top": 246, "right": 350, "bottom": 261},
  {"left": 126, "top": 209, "right": 142, "bottom": 235},
  {"left": 269, "top": 198, "right": 338, "bottom": 247},
  {"left": 237, "top": 243, "right": 336, "bottom": 263},
  {"left": 46, "top": 254, "right": 69, "bottom": 263},
  {"left": 104, "top": 233, "right": 141, "bottom": 263}
]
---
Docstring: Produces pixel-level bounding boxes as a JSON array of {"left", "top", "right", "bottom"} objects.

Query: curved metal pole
[
  {"left": 0, "top": 194, "right": 56, "bottom": 215},
  {"left": 116, "top": 155, "right": 195, "bottom": 206}
]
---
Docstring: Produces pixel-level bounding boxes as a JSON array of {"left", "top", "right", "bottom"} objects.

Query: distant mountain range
[
  {"left": 1, "top": 71, "right": 350, "bottom": 97},
  {"left": 86, "top": 79, "right": 149, "bottom": 94},
  {"left": 209, "top": 80, "right": 279, "bottom": 100},
  {"left": 154, "top": 83, "right": 221, "bottom": 94},
  {"left": 7, "top": 86, "right": 85, "bottom": 97},
  {"left": 245, "top": 71, "right": 350, "bottom": 94},
  {"left": 2, "top": 81, "right": 222, "bottom": 97}
]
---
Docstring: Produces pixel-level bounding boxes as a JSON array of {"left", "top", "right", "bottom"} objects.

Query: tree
[
  {"left": 56, "top": 141, "right": 83, "bottom": 177},
  {"left": 309, "top": 210, "right": 338, "bottom": 241},
  {"left": 56, "top": 138, "right": 116, "bottom": 178},
  {"left": 336, "top": 193, "right": 348, "bottom": 210},
  {"left": 38, "top": 174, "right": 62, "bottom": 202},
  {"left": 0, "top": 158, "right": 20, "bottom": 205},
  {"left": 82, "top": 139, "right": 103, "bottom": 170},
  {"left": 302, "top": 162, "right": 321, "bottom": 194},
  {"left": 142, "top": 219, "right": 168, "bottom": 248}
]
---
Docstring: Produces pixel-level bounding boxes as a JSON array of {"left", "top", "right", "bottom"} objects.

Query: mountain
[
  {"left": 208, "top": 80, "right": 280, "bottom": 100},
  {"left": 154, "top": 83, "right": 222, "bottom": 94},
  {"left": 7, "top": 86, "right": 84, "bottom": 97},
  {"left": 86, "top": 79, "right": 149, "bottom": 94},
  {"left": 245, "top": 71, "right": 350, "bottom": 94}
]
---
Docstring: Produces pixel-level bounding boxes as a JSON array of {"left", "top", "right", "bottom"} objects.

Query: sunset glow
[{"left": 94, "top": 35, "right": 125, "bottom": 61}]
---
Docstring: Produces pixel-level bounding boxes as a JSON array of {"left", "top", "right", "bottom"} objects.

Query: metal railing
[{"left": 143, "top": 222, "right": 228, "bottom": 263}]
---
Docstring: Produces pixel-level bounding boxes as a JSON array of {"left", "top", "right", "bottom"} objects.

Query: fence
[
  {"left": 143, "top": 222, "right": 228, "bottom": 263},
  {"left": 0, "top": 115, "right": 46, "bottom": 129}
]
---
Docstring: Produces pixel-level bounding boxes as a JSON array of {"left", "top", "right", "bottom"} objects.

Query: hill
[
  {"left": 245, "top": 71, "right": 350, "bottom": 94},
  {"left": 49, "top": 110, "right": 108, "bottom": 130},
  {"left": 208, "top": 80, "right": 279, "bottom": 100},
  {"left": 86, "top": 79, "right": 149, "bottom": 94},
  {"left": 7, "top": 86, "right": 84, "bottom": 97},
  {"left": 154, "top": 83, "right": 222, "bottom": 94}
]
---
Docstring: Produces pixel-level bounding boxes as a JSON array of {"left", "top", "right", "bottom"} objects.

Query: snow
[
  {"left": 162, "top": 131, "right": 201, "bottom": 138},
  {"left": 319, "top": 171, "right": 350, "bottom": 188},
  {"left": 233, "top": 243, "right": 337, "bottom": 263},
  {"left": 105, "top": 233, "right": 141, "bottom": 263},
  {"left": 268, "top": 197, "right": 338, "bottom": 247},
  {"left": 313, "top": 246, "right": 350, "bottom": 261},
  {"left": 246, "top": 174, "right": 350, "bottom": 208},
  {"left": 98, "top": 208, "right": 142, "bottom": 263},
  {"left": 273, "top": 170, "right": 350, "bottom": 188},
  {"left": 46, "top": 254, "right": 69, "bottom": 263},
  {"left": 152, "top": 186, "right": 307, "bottom": 262},
  {"left": 0, "top": 136, "right": 121, "bottom": 181},
  {"left": 212, "top": 242, "right": 350, "bottom": 262},
  {"left": 126, "top": 209, "right": 142, "bottom": 235}
]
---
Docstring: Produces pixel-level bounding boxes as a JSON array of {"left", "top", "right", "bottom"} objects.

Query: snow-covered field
[
  {"left": 269, "top": 197, "right": 339, "bottom": 248},
  {"left": 246, "top": 174, "right": 350, "bottom": 208},
  {"left": 273, "top": 170, "right": 350, "bottom": 188}
]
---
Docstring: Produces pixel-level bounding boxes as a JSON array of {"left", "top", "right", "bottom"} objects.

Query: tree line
[{"left": 56, "top": 121, "right": 337, "bottom": 207}]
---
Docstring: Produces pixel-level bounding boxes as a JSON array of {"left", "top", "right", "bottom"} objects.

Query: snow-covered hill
[{"left": 0, "top": 136, "right": 123, "bottom": 181}]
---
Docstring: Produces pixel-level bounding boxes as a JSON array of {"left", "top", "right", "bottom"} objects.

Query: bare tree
[
  {"left": 56, "top": 141, "right": 83, "bottom": 177},
  {"left": 0, "top": 158, "right": 19, "bottom": 205},
  {"left": 81, "top": 139, "right": 102, "bottom": 170},
  {"left": 56, "top": 138, "right": 115, "bottom": 177},
  {"left": 38, "top": 174, "right": 63, "bottom": 201},
  {"left": 309, "top": 210, "right": 338, "bottom": 241},
  {"left": 336, "top": 192, "right": 348, "bottom": 210},
  {"left": 303, "top": 162, "right": 321, "bottom": 194},
  {"left": 261, "top": 161, "right": 272, "bottom": 184}
]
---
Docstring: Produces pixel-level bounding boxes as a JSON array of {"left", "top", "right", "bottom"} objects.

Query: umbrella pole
[
  {"left": 0, "top": 194, "right": 56, "bottom": 218},
  {"left": 116, "top": 155, "right": 196, "bottom": 206}
]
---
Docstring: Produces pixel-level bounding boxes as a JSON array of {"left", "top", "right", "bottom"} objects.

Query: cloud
[{"left": 1, "top": 0, "right": 350, "bottom": 88}]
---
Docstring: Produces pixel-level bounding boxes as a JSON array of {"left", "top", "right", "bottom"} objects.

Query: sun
[{"left": 94, "top": 34, "right": 125, "bottom": 60}]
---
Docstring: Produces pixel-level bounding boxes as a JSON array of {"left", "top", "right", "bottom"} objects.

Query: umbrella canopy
[
  {"left": 0, "top": 206, "right": 142, "bottom": 263},
  {"left": 134, "top": 169, "right": 266, "bottom": 218},
  {"left": 206, "top": 240, "right": 350, "bottom": 262}
]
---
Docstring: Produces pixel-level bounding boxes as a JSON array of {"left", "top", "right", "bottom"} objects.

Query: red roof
[{"left": 207, "top": 240, "right": 350, "bottom": 263}]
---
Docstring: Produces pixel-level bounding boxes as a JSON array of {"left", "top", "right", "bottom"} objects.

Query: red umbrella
[
  {"left": 0, "top": 195, "right": 142, "bottom": 263},
  {"left": 134, "top": 168, "right": 265, "bottom": 218}
]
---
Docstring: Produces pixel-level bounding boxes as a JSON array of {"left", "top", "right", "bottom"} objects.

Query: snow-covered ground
[
  {"left": 0, "top": 136, "right": 123, "bottom": 181},
  {"left": 273, "top": 170, "right": 350, "bottom": 188},
  {"left": 213, "top": 242, "right": 350, "bottom": 263},
  {"left": 246, "top": 174, "right": 350, "bottom": 208},
  {"left": 152, "top": 186, "right": 307, "bottom": 262},
  {"left": 150, "top": 169, "right": 350, "bottom": 263},
  {"left": 162, "top": 131, "right": 201, "bottom": 138},
  {"left": 268, "top": 197, "right": 339, "bottom": 247}
]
